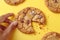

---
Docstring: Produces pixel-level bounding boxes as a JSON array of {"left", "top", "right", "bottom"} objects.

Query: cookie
[
  {"left": 42, "top": 32, "right": 60, "bottom": 40},
  {"left": 4, "top": 0, "right": 25, "bottom": 6},
  {"left": 46, "top": 0, "right": 60, "bottom": 13},
  {"left": 17, "top": 7, "right": 46, "bottom": 34}
]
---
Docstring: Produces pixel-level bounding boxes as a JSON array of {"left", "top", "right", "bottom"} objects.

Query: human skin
[
  {"left": 0, "top": 13, "right": 18, "bottom": 40},
  {"left": 0, "top": 21, "right": 18, "bottom": 40}
]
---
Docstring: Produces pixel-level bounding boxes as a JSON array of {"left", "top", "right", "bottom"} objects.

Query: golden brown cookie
[
  {"left": 46, "top": 0, "right": 60, "bottom": 13},
  {"left": 4, "top": 0, "right": 25, "bottom": 6},
  {"left": 42, "top": 32, "right": 60, "bottom": 40},
  {"left": 17, "top": 7, "right": 46, "bottom": 34}
]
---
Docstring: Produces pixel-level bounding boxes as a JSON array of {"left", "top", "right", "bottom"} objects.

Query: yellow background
[{"left": 0, "top": 0, "right": 60, "bottom": 40}]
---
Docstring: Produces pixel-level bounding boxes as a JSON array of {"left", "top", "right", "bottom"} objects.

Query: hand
[
  {"left": 0, "top": 21, "right": 18, "bottom": 40},
  {"left": 0, "top": 13, "right": 14, "bottom": 23},
  {"left": 0, "top": 13, "right": 15, "bottom": 40}
]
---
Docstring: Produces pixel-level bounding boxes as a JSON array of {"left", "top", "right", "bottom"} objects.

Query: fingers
[
  {"left": 0, "top": 13, "right": 16, "bottom": 40},
  {"left": 0, "top": 13, "right": 14, "bottom": 23},
  {"left": 0, "top": 13, "right": 14, "bottom": 33},
  {"left": 4, "top": 19, "right": 13, "bottom": 24},
  {"left": 0, "top": 25, "right": 6, "bottom": 31},
  {"left": 0, "top": 21, "right": 18, "bottom": 40},
  {"left": 2, "top": 13, "right": 14, "bottom": 19},
  {"left": 0, "top": 25, "right": 6, "bottom": 39},
  {"left": 7, "top": 21, "right": 18, "bottom": 29},
  {"left": 0, "top": 25, "right": 6, "bottom": 35},
  {"left": 3, "top": 21, "right": 18, "bottom": 35},
  {"left": 11, "top": 21, "right": 18, "bottom": 26}
]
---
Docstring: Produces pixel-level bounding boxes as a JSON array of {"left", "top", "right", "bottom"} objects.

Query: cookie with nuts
[{"left": 17, "top": 7, "right": 46, "bottom": 34}]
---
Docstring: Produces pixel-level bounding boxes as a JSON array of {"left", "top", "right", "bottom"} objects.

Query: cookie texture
[
  {"left": 4, "top": 0, "right": 25, "bottom": 6},
  {"left": 46, "top": 0, "right": 60, "bottom": 13},
  {"left": 42, "top": 32, "right": 60, "bottom": 40},
  {"left": 17, "top": 7, "right": 46, "bottom": 34}
]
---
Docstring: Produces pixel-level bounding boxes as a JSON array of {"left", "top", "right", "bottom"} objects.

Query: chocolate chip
[
  {"left": 27, "top": 20, "right": 30, "bottom": 25},
  {"left": 54, "top": 0, "right": 58, "bottom": 3}
]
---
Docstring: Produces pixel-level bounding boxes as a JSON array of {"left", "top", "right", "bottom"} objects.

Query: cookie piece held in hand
[
  {"left": 17, "top": 7, "right": 46, "bottom": 34},
  {"left": 0, "top": 13, "right": 14, "bottom": 23},
  {"left": 4, "top": 0, "right": 25, "bottom": 6},
  {"left": 46, "top": 0, "right": 60, "bottom": 13},
  {"left": 42, "top": 32, "right": 60, "bottom": 40}
]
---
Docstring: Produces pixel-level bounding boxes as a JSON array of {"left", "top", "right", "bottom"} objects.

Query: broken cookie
[{"left": 17, "top": 7, "right": 46, "bottom": 34}]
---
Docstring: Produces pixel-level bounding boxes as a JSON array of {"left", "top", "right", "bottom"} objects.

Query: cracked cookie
[{"left": 17, "top": 7, "right": 46, "bottom": 34}]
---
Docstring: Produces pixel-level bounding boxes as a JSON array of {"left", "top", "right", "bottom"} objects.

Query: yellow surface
[{"left": 0, "top": 0, "right": 60, "bottom": 40}]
